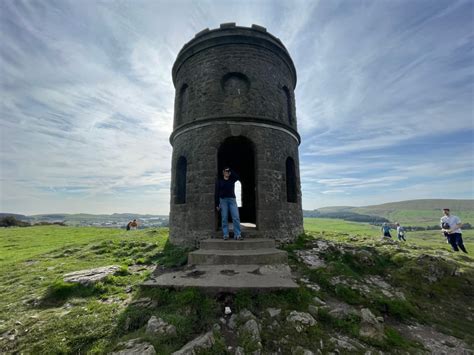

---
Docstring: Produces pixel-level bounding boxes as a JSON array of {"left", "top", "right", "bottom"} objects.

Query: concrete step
[
  {"left": 142, "top": 264, "right": 298, "bottom": 292},
  {"left": 188, "top": 248, "right": 288, "bottom": 265},
  {"left": 211, "top": 230, "right": 261, "bottom": 239},
  {"left": 199, "top": 238, "right": 275, "bottom": 250}
]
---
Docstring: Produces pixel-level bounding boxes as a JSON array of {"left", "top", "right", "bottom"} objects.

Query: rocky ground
[{"left": 108, "top": 234, "right": 474, "bottom": 354}]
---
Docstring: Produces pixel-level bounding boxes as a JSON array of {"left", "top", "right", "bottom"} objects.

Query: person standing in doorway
[
  {"left": 440, "top": 208, "right": 467, "bottom": 253},
  {"left": 216, "top": 167, "right": 242, "bottom": 240}
]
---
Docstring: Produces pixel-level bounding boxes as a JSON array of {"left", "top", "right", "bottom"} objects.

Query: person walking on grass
[
  {"left": 396, "top": 222, "right": 406, "bottom": 241},
  {"left": 215, "top": 167, "right": 242, "bottom": 240},
  {"left": 381, "top": 223, "right": 392, "bottom": 238},
  {"left": 440, "top": 208, "right": 467, "bottom": 253}
]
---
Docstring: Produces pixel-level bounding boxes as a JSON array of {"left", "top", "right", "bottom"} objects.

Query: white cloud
[{"left": 1, "top": 0, "right": 473, "bottom": 214}]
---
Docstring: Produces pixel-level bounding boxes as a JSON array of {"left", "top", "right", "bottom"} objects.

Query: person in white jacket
[{"left": 440, "top": 208, "right": 467, "bottom": 253}]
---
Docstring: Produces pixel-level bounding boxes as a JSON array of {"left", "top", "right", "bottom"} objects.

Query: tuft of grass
[
  {"left": 373, "top": 298, "right": 418, "bottom": 321},
  {"left": 41, "top": 280, "right": 105, "bottom": 305},
  {"left": 384, "top": 327, "right": 421, "bottom": 349},
  {"left": 152, "top": 240, "right": 192, "bottom": 267},
  {"left": 317, "top": 307, "right": 361, "bottom": 336},
  {"left": 333, "top": 284, "right": 365, "bottom": 305}
]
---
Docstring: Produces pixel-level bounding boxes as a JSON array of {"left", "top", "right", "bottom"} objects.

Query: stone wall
[
  {"left": 173, "top": 44, "right": 297, "bottom": 131},
  {"left": 169, "top": 123, "right": 303, "bottom": 246}
]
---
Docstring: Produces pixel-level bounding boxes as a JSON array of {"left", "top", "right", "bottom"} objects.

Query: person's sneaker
[
  {"left": 223, "top": 236, "right": 229, "bottom": 240},
  {"left": 235, "top": 235, "right": 243, "bottom": 240}
]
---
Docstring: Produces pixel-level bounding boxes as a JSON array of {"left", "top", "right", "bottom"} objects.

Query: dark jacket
[{"left": 215, "top": 170, "right": 240, "bottom": 207}]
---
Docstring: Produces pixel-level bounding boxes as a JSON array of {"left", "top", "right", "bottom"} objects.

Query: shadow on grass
[
  {"left": 149, "top": 239, "right": 192, "bottom": 268},
  {"left": 40, "top": 280, "right": 106, "bottom": 307}
]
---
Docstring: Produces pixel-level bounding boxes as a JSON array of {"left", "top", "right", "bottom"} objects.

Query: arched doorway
[{"left": 217, "top": 136, "right": 256, "bottom": 225}]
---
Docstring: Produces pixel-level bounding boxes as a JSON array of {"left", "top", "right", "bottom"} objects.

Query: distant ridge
[
  {"left": 305, "top": 199, "right": 474, "bottom": 225},
  {"left": 357, "top": 199, "right": 474, "bottom": 211}
]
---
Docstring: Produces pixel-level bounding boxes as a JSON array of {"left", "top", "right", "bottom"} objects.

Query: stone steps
[
  {"left": 144, "top": 237, "right": 297, "bottom": 290},
  {"left": 188, "top": 247, "right": 288, "bottom": 265},
  {"left": 199, "top": 238, "right": 275, "bottom": 250}
]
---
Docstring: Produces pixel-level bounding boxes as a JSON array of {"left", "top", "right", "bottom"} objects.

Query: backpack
[
  {"left": 398, "top": 227, "right": 405, "bottom": 236},
  {"left": 383, "top": 225, "right": 390, "bottom": 233}
]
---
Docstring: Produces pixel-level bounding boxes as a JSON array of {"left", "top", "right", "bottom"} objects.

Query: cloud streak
[{"left": 0, "top": 0, "right": 472, "bottom": 214}]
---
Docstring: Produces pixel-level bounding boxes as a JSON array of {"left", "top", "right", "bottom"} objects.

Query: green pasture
[
  {"left": 1, "top": 222, "right": 473, "bottom": 353},
  {"left": 0, "top": 226, "right": 168, "bottom": 266},
  {"left": 304, "top": 217, "right": 474, "bottom": 254},
  {"left": 356, "top": 209, "right": 474, "bottom": 225}
]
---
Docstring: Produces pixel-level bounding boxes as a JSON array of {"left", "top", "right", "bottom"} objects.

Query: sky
[{"left": 0, "top": 0, "right": 473, "bottom": 215}]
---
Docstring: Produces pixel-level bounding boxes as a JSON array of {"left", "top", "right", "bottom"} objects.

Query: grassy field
[
  {"left": 315, "top": 199, "right": 474, "bottom": 225},
  {"left": 0, "top": 226, "right": 180, "bottom": 353},
  {"left": 304, "top": 217, "right": 474, "bottom": 251},
  {"left": 1, "top": 222, "right": 473, "bottom": 353}
]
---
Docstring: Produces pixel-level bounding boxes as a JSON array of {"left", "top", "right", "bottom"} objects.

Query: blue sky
[{"left": 1, "top": 0, "right": 473, "bottom": 215}]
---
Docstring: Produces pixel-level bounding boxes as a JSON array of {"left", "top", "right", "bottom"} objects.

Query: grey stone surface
[
  {"left": 172, "top": 330, "right": 215, "bottom": 355},
  {"left": 295, "top": 250, "right": 326, "bottom": 269},
  {"left": 188, "top": 247, "right": 288, "bottom": 265},
  {"left": 293, "top": 346, "right": 315, "bottom": 355},
  {"left": 312, "top": 296, "right": 326, "bottom": 306},
  {"left": 394, "top": 323, "right": 474, "bottom": 354},
  {"left": 308, "top": 305, "right": 319, "bottom": 317},
  {"left": 145, "top": 316, "right": 177, "bottom": 337},
  {"left": 63, "top": 265, "right": 120, "bottom": 285},
  {"left": 239, "top": 319, "right": 261, "bottom": 343},
  {"left": 359, "top": 308, "right": 385, "bottom": 340},
  {"left": 111, "top": 339, "right": 156, "bottom": 355},
  {"left": 144, "top": 264, "right": 297, "bottom": 291},
  {"left": 286, "top": 311, "right": 317, "bottom": 333},
  {"left": 169, "top": 24, "right": 303, "bottom": 246},
  {"left": 322, "top": 300, "right": 359, "bottom": 320},
  {"left": 266, "top": 308, "right": 281, "bottom": 318}
]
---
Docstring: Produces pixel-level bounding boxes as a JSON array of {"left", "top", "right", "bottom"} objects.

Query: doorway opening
[{"left": 217, "top": 136, "right": 257, "bottom": 227}]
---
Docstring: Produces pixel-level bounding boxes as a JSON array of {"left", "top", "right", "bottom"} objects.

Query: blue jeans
[
  {"left": 447, "top": 233, "right": 468, "bottom": 253},
  {"left": 220, "top": 197, "right": 241, "bottom": 238}
]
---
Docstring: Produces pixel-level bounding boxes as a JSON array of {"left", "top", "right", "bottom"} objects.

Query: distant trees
[
  {"left": 0, "top": 216, "right": 30, "bottom": 227},
  {"left": 303, "top": 210, "right": 390, "bottom": 223},
  {"left": 0, "top": 216, "right": 66, "bottom": 227}
]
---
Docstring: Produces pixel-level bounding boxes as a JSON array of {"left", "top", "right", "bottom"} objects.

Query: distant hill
[
  {"left": 305, "top": 199, "right": 474, "bottom": 225},
  {"left": 0, "top": 213, "right": 169, "bottom": 227},
  {"left": 0, "top": 213, "right": 31, "bottom": 221}
]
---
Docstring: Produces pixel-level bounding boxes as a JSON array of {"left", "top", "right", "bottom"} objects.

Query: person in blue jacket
[{"left": 215, "top": 167, "right": 242, "bottom": 240}]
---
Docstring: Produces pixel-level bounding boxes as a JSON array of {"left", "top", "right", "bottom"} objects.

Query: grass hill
[
  {"left": 306, "top": 199, "right": 474, "bottom": 225},
  {"left": 0, "top": 223, "right": 473, "bottom": 353}
]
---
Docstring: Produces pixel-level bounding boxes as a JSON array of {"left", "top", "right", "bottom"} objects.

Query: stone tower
[{"left": 169, "top": 23, "right": 303, "bottom": 246}]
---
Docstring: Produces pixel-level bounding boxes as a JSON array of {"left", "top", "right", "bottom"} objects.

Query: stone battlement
[{"left": 172, "top": 23, "right": 296, "bottom": 87}]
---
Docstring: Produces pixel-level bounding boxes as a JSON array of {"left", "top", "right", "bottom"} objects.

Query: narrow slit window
[
  {"left": 286, "top": 157, "right": 297, "bottom": 203},
  {"left": 283, "top": 86, "right": 293, "bottom": 126},
  {"left": 175, "top": 156, "right": 187, "bottom": 204},
  {"left": 177, "top": 84, "right": 188, "bottom": 126}
]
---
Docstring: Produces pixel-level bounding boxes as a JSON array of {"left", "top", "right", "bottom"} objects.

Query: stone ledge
[{"left": 143, "top": 264, "right": 298, "bottom": 292}]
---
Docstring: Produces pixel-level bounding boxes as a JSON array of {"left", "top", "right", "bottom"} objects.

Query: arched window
[
  {"left": 221, "top": 72, "right": 250, "bottom": 95},
  {"left": 286, "top": 157, "right": 297, "bottom": 203},
  {"left": 177, "top": 84, "right": 189, "bottom": 126},
  {"left": 282, "top": 86, "right": 293, "bottom": 126},
  {"left": 175, "top": 156, "right": 187, "bottom": 204}
]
